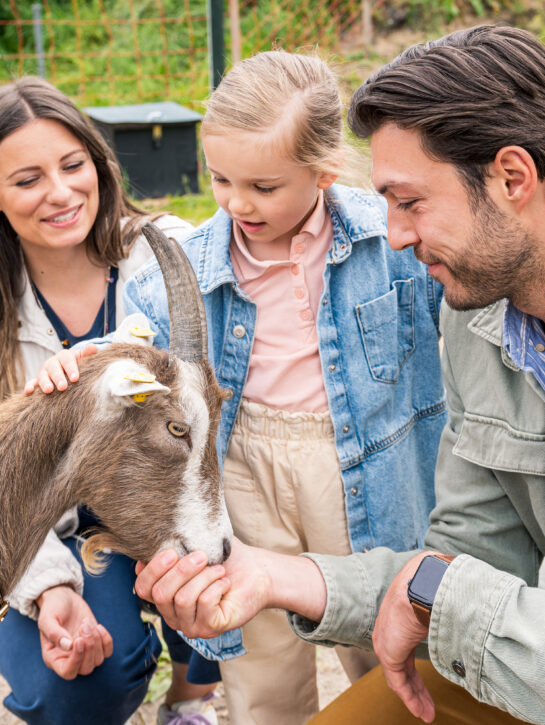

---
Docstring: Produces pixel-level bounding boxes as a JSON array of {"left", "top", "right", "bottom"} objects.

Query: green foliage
[
  {"left": 372, "top": 0, "right": 541, "bottom": 30},
  {"left": 1, "top": 0, "right": 544, "bottom": 107},
  {"left": 0, "top": 0, "right": 210, "bottom": 107},
  {"left": 141, "top": 615, "right": 172, "bottom": 704}
]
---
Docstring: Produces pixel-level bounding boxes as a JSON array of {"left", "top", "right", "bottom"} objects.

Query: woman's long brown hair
[{"left": 0, "top": 77, "right": 149, "bottom": 400}]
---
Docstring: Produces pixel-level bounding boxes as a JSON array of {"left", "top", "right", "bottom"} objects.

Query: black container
[{"left": 85, "top": 101, "right": 203, "bottom": 199}]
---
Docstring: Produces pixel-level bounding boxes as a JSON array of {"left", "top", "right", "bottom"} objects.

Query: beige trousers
[{"left": 219, "top": 400, "right": 378, "bottom": 725}]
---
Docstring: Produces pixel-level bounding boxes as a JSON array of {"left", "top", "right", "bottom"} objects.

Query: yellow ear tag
[
  {"left": 129, "top": 325, "right": 157, "bottom": 338},
  {"left": 132, "top": 392, "right": 154, "bottom": 402},
  {"left": 124, "top": 372, "right": 156, "bottom": 383}
]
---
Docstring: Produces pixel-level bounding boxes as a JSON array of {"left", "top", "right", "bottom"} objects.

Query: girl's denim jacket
[{"left": 124, "top": 184, "right": 447, "bottom": 661}]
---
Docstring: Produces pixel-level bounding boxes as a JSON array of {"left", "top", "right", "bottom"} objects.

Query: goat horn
[{"left": 141, "top": 222, "right": 208, "bottom": 362}]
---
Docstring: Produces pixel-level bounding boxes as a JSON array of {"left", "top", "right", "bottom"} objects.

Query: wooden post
[
  {"left": 32, "top": 3, "right": 46, "bottom": 77},
  {"left": 362, "top": 0, "right": 372, "bottom": 47},
  {"left": 229, "top": 0, "right": 241, "bottom": 65}
]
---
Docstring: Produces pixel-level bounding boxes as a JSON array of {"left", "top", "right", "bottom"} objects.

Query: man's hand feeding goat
[{"left": 0, "top": 223, "right": 232, "bottom": 618}]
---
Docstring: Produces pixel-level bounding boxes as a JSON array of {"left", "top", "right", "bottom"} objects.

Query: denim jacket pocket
[{"left": 356, "top": 278, "right": 415, "bottom": 383}]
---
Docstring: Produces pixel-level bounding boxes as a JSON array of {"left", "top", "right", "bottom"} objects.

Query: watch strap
[{"left": 409, "top": 553, "right": 455, "bottom": 628}]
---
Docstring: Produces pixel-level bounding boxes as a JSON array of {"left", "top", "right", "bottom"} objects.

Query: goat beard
[{"left": 80, "top": 530, "right": 137, "bottom": 574}]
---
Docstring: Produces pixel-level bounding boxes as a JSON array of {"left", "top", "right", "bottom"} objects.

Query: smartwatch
[{"left": 407, "top": 553, "right": 454, "bottom": 627}]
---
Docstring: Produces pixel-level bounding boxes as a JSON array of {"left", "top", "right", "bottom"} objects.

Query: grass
[{"left": 139, "top": 176, "right": 219, "bottom": 227}]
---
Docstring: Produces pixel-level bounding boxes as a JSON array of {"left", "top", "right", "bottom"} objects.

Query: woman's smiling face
[{"left": 0, "top": 118, "right": 99, "bottom": 257}]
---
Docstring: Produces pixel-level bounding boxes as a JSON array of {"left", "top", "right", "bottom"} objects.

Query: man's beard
[{"left": 415, "top": 197, "right": 543, "bottom": 312}]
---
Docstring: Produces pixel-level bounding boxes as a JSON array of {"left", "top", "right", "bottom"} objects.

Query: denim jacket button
[
  {"left": 343, "top": 425, "right": 350, "bottom": 433},
  {"left": 452, "top": 660, "right": 466, "bottom": 678},
  {"left": 232, "top": 324, "right": 246, "bottom": 338},
  {"left": 350, "top": 487, "right": 358, "bottom": 496},
  {"left": 328, "top": 363, "right": 336, "bottom": 372},
  {"left": 223, "top": 388, "right": 234, "bottom": 400}
]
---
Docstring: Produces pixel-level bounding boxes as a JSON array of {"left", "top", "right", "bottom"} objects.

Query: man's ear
[
  {"left": 493, "top": 146, "right": 537, "bottom": 211},
  {"left": 317, "top": 172, "right": 338, "bottom": 190}
]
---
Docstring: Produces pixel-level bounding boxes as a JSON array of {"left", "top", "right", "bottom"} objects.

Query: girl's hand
[
  {"left": 24, "top": 344, "right": 98, "bottom": 395},
  {"left": 134, "top": 538, "right": 272, "bottom": 638},
  {"left": 36, "top": 585, "right": 113, "bottom": 680}
]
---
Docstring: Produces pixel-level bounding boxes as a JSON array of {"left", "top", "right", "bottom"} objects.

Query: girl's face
[
  {"left": 0, "top": 118, "right": 99, "bottom": 257},
  {"left": 203, "top": 130, "right": 336, "bottom": 259}
]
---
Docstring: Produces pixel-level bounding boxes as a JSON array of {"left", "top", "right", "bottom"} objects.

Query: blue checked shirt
[{"left": 503, "top": 300, "right": 545, "bottom": 390}]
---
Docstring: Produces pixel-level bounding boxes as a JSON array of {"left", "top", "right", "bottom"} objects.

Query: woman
[{"left": 0, "top": 76, "right": 219, "bottom": 725}]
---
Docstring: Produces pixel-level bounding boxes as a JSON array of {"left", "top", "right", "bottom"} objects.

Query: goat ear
[
  {"left": 98, "top": 360, "right": 171, "bottom": 412},
  {"left": 111, "top": 313, "right": 157, "bottom": 347}
]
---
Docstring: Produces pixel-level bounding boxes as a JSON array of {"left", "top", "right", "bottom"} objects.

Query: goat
[{"left": 0, "top": 223, "right": 232, "bottom": 619}]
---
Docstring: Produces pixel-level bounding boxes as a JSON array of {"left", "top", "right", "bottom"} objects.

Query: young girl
[
  {"left": 0, "top": 76, "right": 220, "bottom": 725},
  {"left": 38, "top": 51, "right": 447, "bottom": 725}
]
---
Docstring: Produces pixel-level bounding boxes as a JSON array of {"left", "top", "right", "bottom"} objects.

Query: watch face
[{"left": 408, "top": 556, "right": 450, "bottom": 609}]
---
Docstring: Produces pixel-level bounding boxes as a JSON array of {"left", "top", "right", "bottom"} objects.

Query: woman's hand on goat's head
[
  {"left": 36, "top": 584, "right": 113, "bottom": 679},
  {"left": 25, "top": 343, "right": 99, "bottom": 395}
]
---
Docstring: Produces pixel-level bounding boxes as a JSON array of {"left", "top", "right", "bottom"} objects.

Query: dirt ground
[{"left": 0, "top": 645, "right": 350, "bottom": 724}]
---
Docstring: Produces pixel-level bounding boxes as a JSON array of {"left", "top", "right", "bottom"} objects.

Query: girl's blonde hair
[{"left": 202, "top": 50, "right": 346, "bottom": 177}]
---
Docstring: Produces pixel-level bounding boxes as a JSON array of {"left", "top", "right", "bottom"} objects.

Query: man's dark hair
[{"left": 349, "top": 25, "right": 545, "bottom": 198}]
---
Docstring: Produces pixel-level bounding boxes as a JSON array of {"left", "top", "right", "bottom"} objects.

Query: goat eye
[{"left": 167, "top": 421, "right": 190, "bottom": 438}]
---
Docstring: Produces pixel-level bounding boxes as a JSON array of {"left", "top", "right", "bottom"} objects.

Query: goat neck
[{"left": 0, "top": 380, "right": 102, "bottom": 598}]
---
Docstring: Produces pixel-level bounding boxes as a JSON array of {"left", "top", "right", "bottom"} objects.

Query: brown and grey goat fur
[{"left": 0, "top": 342, "right": 229, "bottom": 599}]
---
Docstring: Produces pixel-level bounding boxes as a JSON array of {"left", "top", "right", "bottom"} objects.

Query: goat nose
[{"left": 222, "top": 538, "right": 232, "bottom": 561}]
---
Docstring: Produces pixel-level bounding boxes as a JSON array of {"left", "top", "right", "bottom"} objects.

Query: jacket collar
[
  {"left": 17, "top": 266, "right": 60, "bottom": 350},
  {"left": 467, "top": 299, "right": 520, "bottom": 372},
  {"left": 467, "top": 300, "right": 504, "bottom": 346},
  {"left": 198, "top": 208, "right": 238, "bottom": 295},
  {"left": 325, "top": 185, "right": 387, "bottom": 264},
  {"left": 197, "top": 184, "right": 388, "bottom": 294}
]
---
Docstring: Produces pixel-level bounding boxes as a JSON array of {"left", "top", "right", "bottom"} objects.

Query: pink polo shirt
[{"left": 230, "top": 192, "right": 331, "bottom": 412}]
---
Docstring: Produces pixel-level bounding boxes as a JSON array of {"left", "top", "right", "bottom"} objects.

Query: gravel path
[{"left": 0, "top": 645, "right": 350, "bottom": 724}]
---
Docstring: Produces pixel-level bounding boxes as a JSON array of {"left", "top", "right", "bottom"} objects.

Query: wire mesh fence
[{"left": 0, "top": 0, "right": 372, "bottom": 108}]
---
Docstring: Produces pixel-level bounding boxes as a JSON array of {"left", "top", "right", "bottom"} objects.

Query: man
[{"left": 135, "top": 25, "right": 545, "bottom": 724}]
